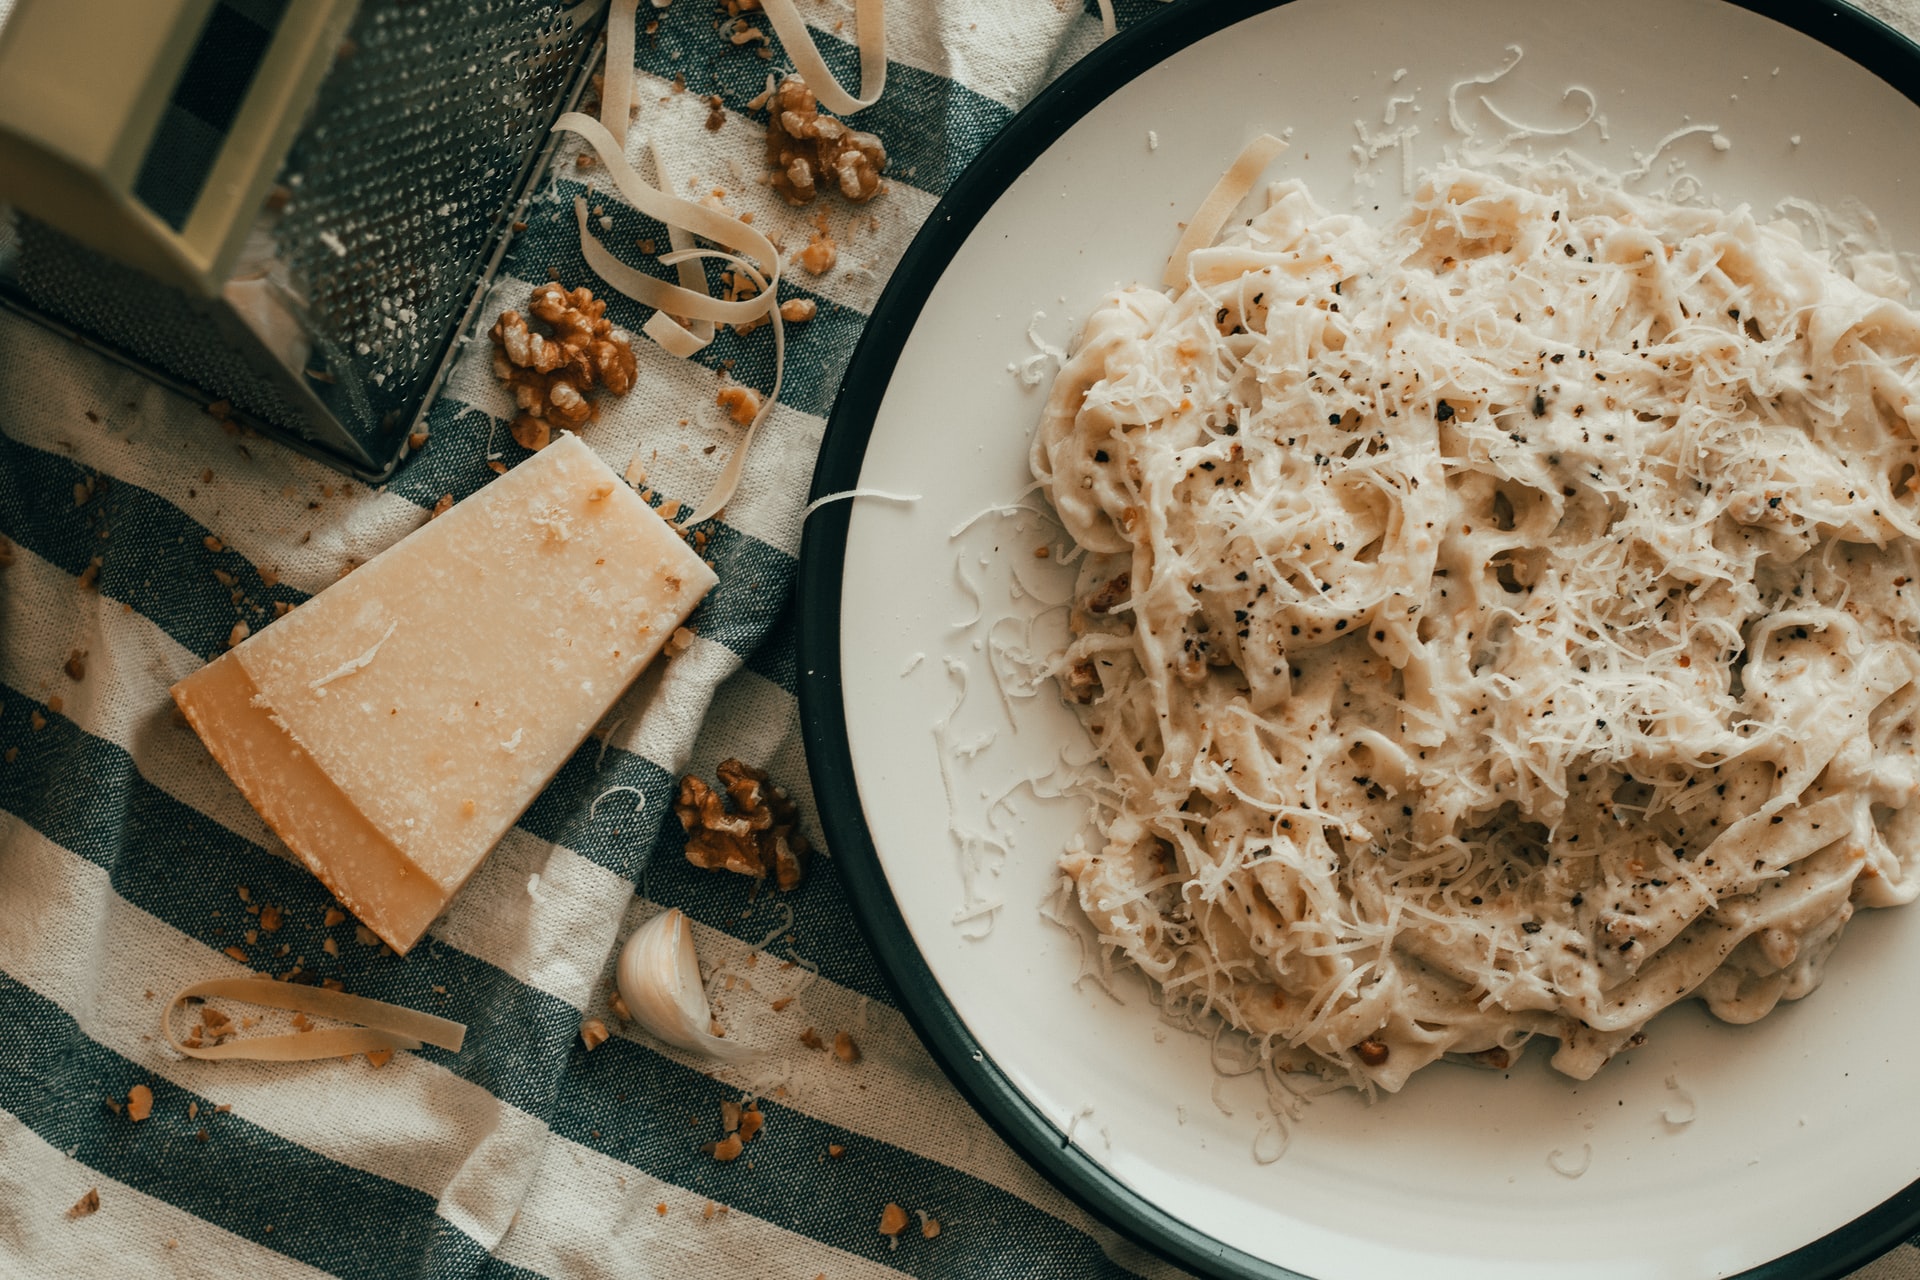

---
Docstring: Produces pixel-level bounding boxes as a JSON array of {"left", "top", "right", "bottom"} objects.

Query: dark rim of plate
[{"left": 795, "top": 3, "right": 1920, "bottom": 1277}]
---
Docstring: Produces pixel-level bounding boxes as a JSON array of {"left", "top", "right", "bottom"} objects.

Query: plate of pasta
[{"left": 797, "top": 1, "right": 1920, "bottom": 1276}]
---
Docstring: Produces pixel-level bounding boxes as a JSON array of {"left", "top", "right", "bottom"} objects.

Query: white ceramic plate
[{"left": 798, "top": 3, "right": 1920, "bottom": 1276}]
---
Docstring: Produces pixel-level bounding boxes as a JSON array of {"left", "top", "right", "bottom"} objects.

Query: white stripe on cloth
[
  {"left": 1855, "top": 1245, "right": 1920, "bottom": 1280},
  {"left": 685, "top": 665, "right": 825, "bottom": 855},
  {"left": 606, "top": 633, "right": 746, "bottom": 777},
  {"left": 491, "top": 1131, "right": 910, "bottom": 1280},
  {"left": 0, "top": 817, "right": 548, "bottom": 1252},
  {"left": 832, "top": 0, "right": 1089, "bottom": 110},
  {"left": 0, "top": 1108, "right": 335, "bottom": 1280}
]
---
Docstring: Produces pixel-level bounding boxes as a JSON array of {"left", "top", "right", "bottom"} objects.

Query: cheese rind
[
  {"left": 170, "top": 656, "right": 448, "bottom": 950},
  {"left": 172, "top": 435, "right": 717, "bottom": 952}
]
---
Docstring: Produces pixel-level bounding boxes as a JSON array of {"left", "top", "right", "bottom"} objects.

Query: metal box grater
[{"left": 0, "top": 0, "right": 605, "bottom": 479}]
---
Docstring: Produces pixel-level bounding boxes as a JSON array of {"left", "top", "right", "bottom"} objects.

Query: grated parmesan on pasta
[{"left": 1031, "top": 158, "right": 1920, "bottom": 1092}]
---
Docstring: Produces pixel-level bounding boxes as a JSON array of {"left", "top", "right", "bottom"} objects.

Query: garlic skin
[{"left": 616, "top": 908, "right": 754, "bottom": 1062}]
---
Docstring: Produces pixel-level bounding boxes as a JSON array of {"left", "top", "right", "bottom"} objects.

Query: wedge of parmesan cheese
[{"left": 173, "top": 435, "right": 716, "bottom": 953}]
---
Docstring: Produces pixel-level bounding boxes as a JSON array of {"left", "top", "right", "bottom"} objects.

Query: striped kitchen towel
[
  {"left": 0, "top": 1, "right": 1193, "bottom": 1277},
  {"left": 4, "top": 1, "right": 1920, "bottom": 1279}
]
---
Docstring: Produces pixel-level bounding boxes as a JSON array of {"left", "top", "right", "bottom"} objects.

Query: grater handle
[{"left": 0, "top": 0, "right": 360, "bottom": 295}]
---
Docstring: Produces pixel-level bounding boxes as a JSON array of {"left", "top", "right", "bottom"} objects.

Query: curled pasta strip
[
  {"left": 162, "top": 977, "right": 466, "bottom": 1063},
  {"left": 758, "top": 0, "right": 887, "bottom": 116}
]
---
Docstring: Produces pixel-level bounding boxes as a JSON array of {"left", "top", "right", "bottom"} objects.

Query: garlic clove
[{"left": 616, "top": 908, "right": 755, "bottom": 1062}]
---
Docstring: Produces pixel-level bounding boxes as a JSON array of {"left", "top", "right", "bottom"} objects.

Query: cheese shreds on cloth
[
  {"left": 0, "top": 3, "right": 1201, "bottom": 1280},
  {"left": 8, "top": 4, "right": 1920, "bottom": 1280}
]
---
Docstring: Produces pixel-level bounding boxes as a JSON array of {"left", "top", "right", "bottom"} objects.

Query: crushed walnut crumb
[
  {"left": 765, "top": 76, "right": 885, "bottom": 205},
  {"left": 878, "top": 1203, "right": 909, "bottom": 1237},
  {"left": 833, "top": 1031, "right": 860, "bottom": 1064},
  {"left": 796, "top": 225, "right": 837, "bottom": 275},
  {"left": 580, "top": 1017, "right": 611, "bottom": 1050},
  {"left": 63, "top": 650, "right": 87, "bottom": 681},
  {"left": 490, "top": 282, "right": 638, "bottom": 451},
  {"left": 67, "top": 1189, "right": 101, "bottom": 1219},
  {"left": 125, "top": 1084, "right": 153, "bottom": 1122},
  {"left": 715, "top": 383, "right": 762, "bottom": 426},
  {"left": 430, "top": 493, "right": 454, "bottom": 520},
  {"left": 798, "top": 1027, "right": 825, "bottom": 1051},
  {"left": 674, "top": 759, "right": 811, "bottom": 889}
]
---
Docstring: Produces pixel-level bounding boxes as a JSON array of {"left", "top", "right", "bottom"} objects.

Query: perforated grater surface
[{"left": 0, "top": 0, "right": 604, "bottom": 479}]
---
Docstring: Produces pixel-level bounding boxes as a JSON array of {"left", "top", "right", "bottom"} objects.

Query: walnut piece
[
  {"left": 716, "top": 384, "right": 762, "bottom": 426},
  {"left": 67, "top": 1188, "right": 101, "bottom": 1219},
  {"left": 796, "top": 228, "right": 837, "bottom": 275},
  {"left": 765, "top": 76, "right": 886, "bottom": 206},
  {"left": 674, "top": 759, "right": 812, "bottom": 889},
  {"left": 878, "top": 1203, "right": 909, "bottom": 1237},
  {"left": 704, "top": 1133, "right": 744, "bottom": 1162},
  {"left": 488, "top": 283, "right": 638, "bottom": 451}
]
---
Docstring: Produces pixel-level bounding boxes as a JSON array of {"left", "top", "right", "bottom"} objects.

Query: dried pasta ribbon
[
  {"left": 663, "top": 246, "right": 785, "bottom": 525},
  {"left": 642, "top": 139, "right": 719, "bottom": 358},
  {"left": 558, "top": 115, "right": 781, "bottom": 325},
  {"left": 759, "top": 0, "right": 887, "bottom": 116},
  {"left": 600, "top": 0, "right": 638, "bottom": 147},
  {"left": 162, "top": 977, "right": 466, "bottom": 1063},
  {"left": 1162, "top": 133, "right": 1289, "bottom": 288}
]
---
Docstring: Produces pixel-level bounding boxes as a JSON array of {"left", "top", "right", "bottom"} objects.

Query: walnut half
[
  {"left": 488, "top": 282, "right": 638, "bottom": 450},
  {"left": 764, "top": 76, "right": 886, "bottom": 206},
  {"left": 674, "top": 758, "right": 812, "bottom": 890}
]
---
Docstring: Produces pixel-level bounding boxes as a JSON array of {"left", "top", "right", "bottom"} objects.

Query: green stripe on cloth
[{"left": 0, "top": 429, "right": 798, "bottom": 685}]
